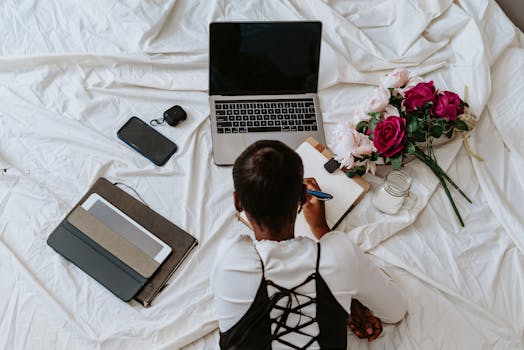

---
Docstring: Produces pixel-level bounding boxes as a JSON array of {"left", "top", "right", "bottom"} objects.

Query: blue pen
[{"left": 307, "top": 189, "right": 333, "bottom": 201}]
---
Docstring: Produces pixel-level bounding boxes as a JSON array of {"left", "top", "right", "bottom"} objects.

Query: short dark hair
[{"left": 233, "top": 140, "right": 304, "bottom": 231}]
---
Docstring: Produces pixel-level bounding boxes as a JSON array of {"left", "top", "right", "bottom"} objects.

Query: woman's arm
[
  {"left": 302, "top": 177, "right": 407, "bottom": 323},
  {"left": 302, "top": 177, "right": 331, "bottom": 239},
  {"left": 346, "top": 241, "right": 407, "bottom": 324}
]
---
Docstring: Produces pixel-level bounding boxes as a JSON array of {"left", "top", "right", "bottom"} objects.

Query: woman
[{"left": 212, "top": 140, "right": 407, "bottom": 349}]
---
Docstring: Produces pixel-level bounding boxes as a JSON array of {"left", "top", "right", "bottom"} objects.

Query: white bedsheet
[{"left": 0, "top": 0, "right": 523, "bottom": 349}]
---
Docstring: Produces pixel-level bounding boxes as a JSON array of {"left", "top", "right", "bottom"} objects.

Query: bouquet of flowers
[{"left": 329, "top": 69, "right": 477, "bottom": 226}]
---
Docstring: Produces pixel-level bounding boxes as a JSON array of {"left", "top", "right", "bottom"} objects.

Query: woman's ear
[{"left": 233, "top": 191, "right": 243, "bottom": 212}]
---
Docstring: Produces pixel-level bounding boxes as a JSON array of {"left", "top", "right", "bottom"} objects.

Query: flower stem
[
  {"left": 413, "top": 151, "right": 465, "bottom": 227},
  {"left": 415, "top": 148, "right": 472, "bottom": 203},
  {"left": 435, "top": 170, "right": 465, "bottom": 227}
]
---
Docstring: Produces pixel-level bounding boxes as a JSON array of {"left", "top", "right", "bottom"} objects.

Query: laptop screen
[{"left": 209, "top": 22, "right": 322, "bottom": 96}]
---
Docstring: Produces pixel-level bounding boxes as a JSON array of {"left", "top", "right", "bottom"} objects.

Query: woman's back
[{"left": 213, "top": 231, "right": 406, "bottom": 349}]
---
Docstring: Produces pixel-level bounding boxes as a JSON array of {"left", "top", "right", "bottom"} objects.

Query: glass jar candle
[{"left": 372, "top": 170, "right": 412, "bottom": 215}]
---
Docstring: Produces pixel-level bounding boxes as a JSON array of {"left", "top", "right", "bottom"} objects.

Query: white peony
[
  {"left": 329, "top": 124, "right": 376, "bottom": 169},
  {"left": 350, "top": 107, "right": 371, "bottom": 125},
  {"left": 380, "top": 68, "right": 410, "bottom": 88},
  {"left": 384, "top": 104, "right": 400, "bottom": 118},
  {"left": 364, "top": 86, "right": 391, "bottom": 113}
]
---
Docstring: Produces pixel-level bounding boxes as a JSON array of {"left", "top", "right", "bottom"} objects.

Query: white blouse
[{"left": 212, "top": 231, "right": 406, "bottom": 348}]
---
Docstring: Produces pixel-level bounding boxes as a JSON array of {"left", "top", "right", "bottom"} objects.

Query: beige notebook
[{"left": 238, "top": 137, "right": 370, "bottom": 240}]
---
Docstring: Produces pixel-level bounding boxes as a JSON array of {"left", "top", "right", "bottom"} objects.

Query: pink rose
[
  {"left": 380, "top": 68, "right": 410, "bottom": 88},
  {"left": 403, "top": 81, "right": 436, "bottom": 112},
  {"left": 364, "top": 86, "right": 391, "bottom": 113},
  {"left": 372, "top": 116, "right": 407, "bottom": 158},
  {"left": 433, "top": 91, "right": 464, "bottom": 121}
]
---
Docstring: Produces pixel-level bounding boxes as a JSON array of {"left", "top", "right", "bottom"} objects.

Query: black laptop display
[{"left": 210, "top": 22, "right": 321, "bottom": 96}]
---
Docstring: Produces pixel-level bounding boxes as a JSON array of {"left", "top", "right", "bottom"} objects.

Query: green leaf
[
  {"left": 406, "top": 142, "right": 416, "bottom": 154},
  {"left": 430, "top": 124, "right": 444, "bottom": 138},
  {"left": 405, "top": 111, "right": 417, "bottom": 119},
  {"left": 356, "top": 120, "right": 368, "bottom": 133},
  {"left": 452, "top": 119, "right": 469, "bottom": 131},
  {"left": 368, "top": 112, "right": 381, "bottom": 119},
  {"left": 345, "top": 166, "right": 366, "bottom": 178},
  {"left": 423, "top": 101, "right": 434, "bottom": 110},
  {"left": 388, "top": 92, "right": 403, "bottom": 109},
  {"left": 368, "top": 118, "right": 380, "bottom": 133},
  {"left": 432, "top": 118, "right": 446, "bottom": 127},
  {"left": 406, "top": 115, "right": 418, "bottom": 135},
  {"left": 415, "top": 131, "right": 428, "bottom": 142},
  {"left": 390, "top": 154, "right": 403, "bottom": 170}
]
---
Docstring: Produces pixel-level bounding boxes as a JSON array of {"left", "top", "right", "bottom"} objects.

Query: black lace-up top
[{"left": 219, "top": 243, "right": 349, "bottom": 350}]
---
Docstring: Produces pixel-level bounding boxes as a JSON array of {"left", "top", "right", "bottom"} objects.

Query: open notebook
[{"left": 238, "top": 137, "right": 369, "bottom": 240}]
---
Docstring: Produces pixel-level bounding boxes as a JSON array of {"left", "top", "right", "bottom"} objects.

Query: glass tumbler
[{"left": 372, "top": 170, "right": 412, "bottom": 215}]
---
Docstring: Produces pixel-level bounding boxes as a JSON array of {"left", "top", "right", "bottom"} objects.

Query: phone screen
[{"left": 117, "top": 117, "right": 178, "bottom": 166}]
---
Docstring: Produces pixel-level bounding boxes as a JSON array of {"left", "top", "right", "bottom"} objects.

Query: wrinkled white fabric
[{"left": 0, "top": 0, "right": 523, "bottom": 349}]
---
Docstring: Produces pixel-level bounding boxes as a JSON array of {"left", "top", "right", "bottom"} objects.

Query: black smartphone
[{"left": 117, "top": 116, "right": 178, "bottom": 166}]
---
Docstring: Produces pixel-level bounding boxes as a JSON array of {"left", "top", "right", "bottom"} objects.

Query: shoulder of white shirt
[{"left": 213, "top": 231, "right": 359, "bottom": 268}]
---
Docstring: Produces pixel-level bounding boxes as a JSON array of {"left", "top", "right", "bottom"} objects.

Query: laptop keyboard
[{"left": 214, "top": 98, "right": 318, "bottom": 134}]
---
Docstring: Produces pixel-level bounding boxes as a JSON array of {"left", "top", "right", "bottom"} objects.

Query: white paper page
[
  {"left": 295, "top": 142, "right": 364, "bottom": 239},
  {"left": 240, "top": 142, "right": 365, "bottom": 240}
]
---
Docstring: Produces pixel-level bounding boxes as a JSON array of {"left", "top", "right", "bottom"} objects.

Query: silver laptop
[{"left": 209, "top": 21, "right": 326, "bottom": 165}]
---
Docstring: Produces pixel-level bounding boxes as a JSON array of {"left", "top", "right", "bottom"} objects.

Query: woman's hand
[
  {"left": 348, "top": 299, "right": 383, "bottom": 342},
  {"left": 302, "top": 177, "right": 331, "bottom": 239}
]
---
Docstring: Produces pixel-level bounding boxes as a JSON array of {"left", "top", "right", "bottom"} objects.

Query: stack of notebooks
[
  {"left": 238, "top": 137, "right": 370, "bottom": 239},
  {"left": 47, "top": 177, "right": 197, "bottom": 307}
]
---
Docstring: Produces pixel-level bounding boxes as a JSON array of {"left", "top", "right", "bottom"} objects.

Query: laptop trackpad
[
  {"left": 214, "top": 133, "right": 247, "bottom": 165},
  {"left": 244, "top": 132, "right": 304, "bottom": 151}
]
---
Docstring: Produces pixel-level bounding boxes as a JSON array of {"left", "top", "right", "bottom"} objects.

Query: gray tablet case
[
  {"left": 67, "top": 207, "right": 160, "bottom": 278},
  {"left": 47, "top": 177, "right": 198, "bottom": 305},
  {"left": 48, "top": 220, "right": 148, "bottom": 301}
]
